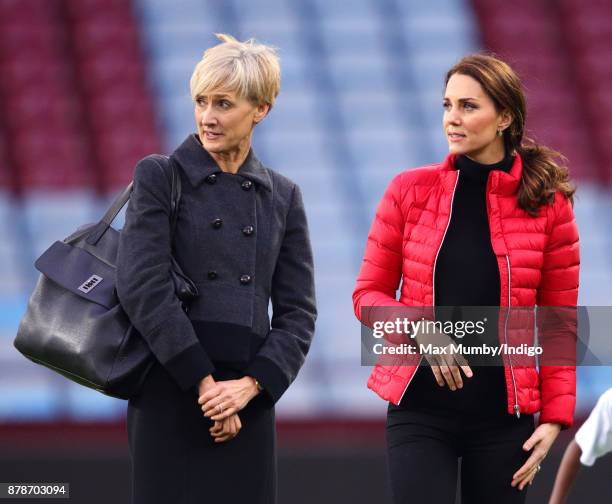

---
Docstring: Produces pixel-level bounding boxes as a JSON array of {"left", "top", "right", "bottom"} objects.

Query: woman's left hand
[
  {"left": 209, "top": 413, "right": 242, "bottom": 443},
  {"left": 198, "top": 376, "right": 260, "bottom": 421},
  {"left": 511, "top": 422, "right": 562, "bottom": 490}
]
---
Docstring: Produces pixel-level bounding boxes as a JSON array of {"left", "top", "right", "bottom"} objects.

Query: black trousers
[
  {"left": 386, "top": 368, "right": 535, "bottom": 504},
  {"left": 127, "top": 361, "right": 276, "bottom": 504}
]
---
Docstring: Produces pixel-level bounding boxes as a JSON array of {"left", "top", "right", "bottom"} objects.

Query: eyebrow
[
  {"left": 196, "top": 93, "right": 233, "bottom": 100},
  {"left": 443, "top": 97, "right": 480, "bottom": 102}
]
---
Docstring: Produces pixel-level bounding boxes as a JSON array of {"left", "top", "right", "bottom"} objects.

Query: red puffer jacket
[{"left": 353, "top": 153, "right": 580, "bottom": 427}]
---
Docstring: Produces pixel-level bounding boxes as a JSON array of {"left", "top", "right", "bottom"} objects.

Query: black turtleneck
[
  {"left": 400, "top": 153, "right": 515, "bottom": 415},
  {"left": 434, "top": 153, "right": 514, "bottom": 307}
]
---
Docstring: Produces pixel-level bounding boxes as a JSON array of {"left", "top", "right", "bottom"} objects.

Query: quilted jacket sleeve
[
  {"left": 116, "top": 156, "right": 215, "bottom": 392},
  {"left": 353, "top": 174, "right": 408, "bottom": 326},
  {"left": 536, "top": 191, "right": 580, "bottom": 428}
]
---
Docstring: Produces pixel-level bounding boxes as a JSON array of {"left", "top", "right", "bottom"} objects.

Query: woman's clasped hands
[{"left": 197, "top": 375, "right": 261, "bottom": 443}]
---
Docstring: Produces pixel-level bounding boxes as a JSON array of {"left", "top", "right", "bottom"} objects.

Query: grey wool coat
[{"left": 116, "top": 134, "right": 317, "bottom": 402}]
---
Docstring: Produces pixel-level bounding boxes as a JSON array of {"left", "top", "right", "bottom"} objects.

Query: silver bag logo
[{"left": 78, "top": 275, "right": 103, "bottom": 293}]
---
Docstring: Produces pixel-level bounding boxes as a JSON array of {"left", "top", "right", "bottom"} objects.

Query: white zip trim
[
  {"left": 397, "top": 355, "right": 423, "bottom": 404},
  {"left": 398, "top": 171, "right": 461, "bottom": 404},
  {"left": 432, "top": 171, "right": 460, "bottom": 307},
  {"left": 504, "top": 254, "right": 520, "bottom": 418}
]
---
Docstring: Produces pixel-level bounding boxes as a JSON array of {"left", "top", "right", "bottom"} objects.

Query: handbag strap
[
  {"left": 99, "top": 182, "right": 134, "bottom": 230},
  {"left": 85, "top": 155, "right": 181, "bottom": 246}
]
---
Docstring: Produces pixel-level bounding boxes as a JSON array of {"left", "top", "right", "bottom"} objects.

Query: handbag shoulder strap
[
  {"left": 143, "top": 154, "right": 182, "bottom": 242},
  {"left": 84, "top": 155, "right": 182, "bottom": 246}
]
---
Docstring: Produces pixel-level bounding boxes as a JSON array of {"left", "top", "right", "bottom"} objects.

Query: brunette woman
[{"left": 353, "top": 54, "right": 579, "bottom": 503}]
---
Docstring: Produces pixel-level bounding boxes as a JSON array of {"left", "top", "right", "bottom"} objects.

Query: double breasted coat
[{"left": 116, "top": 133, "right": 317, "bottom": 503}]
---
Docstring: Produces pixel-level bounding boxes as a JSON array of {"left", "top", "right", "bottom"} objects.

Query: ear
[
  {"left": 253, "top": 103, "right": 270, "bottom": 124},
  {"left": 498, "top": 109, "right": 513, "bottom": 132}
]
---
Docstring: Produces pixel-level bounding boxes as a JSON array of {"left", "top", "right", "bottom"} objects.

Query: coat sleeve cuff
[
  {"left": 245, "top": 356, "right": 289, "bottom": 404},
  {"left": 164, "top": 342, "right": 215, "bottom": 392}
]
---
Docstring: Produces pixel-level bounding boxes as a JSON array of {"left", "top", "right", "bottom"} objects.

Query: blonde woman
[{"left": 116, "top": 34, "right": 316, "bottom": 504}]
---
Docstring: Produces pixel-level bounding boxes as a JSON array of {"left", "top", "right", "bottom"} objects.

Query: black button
[
  {"left": 239, "top": 274, "right": 252, "bottom": 285},
  {"left": 212, "top": 218, "right": 223, "bottom": 229},
  {"left": 208, "top": 271, "right": 218, "bottom": 280},
  {"left": 242, "top": 225, "right": 254, "bottom": 236},
  {"left": 206, "top": 174, "right": 217, "bottom": 184},
  {"left": 241, "top": 180, "right": 253, "bottom": 191}
]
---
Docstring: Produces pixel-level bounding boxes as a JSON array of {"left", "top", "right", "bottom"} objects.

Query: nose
[
  {"left": 201, "top": 104, "right": 217, "bottom": 127},
  {"left": 445, "top": 106, "right": 461, "bottom": 126}
]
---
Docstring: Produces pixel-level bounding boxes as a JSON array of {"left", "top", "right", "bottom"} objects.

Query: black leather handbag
[{"left": 13, "top": 156, "right": 197, "bottom": 399}]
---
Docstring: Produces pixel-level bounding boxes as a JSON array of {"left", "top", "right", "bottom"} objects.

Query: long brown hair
[{"left": 445, "top": 54, "right": 576, "bottom": 216}]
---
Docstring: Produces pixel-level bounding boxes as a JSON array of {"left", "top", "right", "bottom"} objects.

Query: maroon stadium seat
[
  {"left": 0, "top": 0, "right": 94, "bottom": 192},
  {"left": 63, "top": 0, "right": 162, "bottom": 192},
  {"left": 12, "top": 129, "right": 92, "bottom": 189},
  {"left": 471, "top": 0, "right": 601, "bottom": 183}
]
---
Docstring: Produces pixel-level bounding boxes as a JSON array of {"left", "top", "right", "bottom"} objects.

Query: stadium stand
[
  {"left": 471, "top": 0, "right": 599, "bottom": 183},
  {"left": 557, "top": 0, "right": 612, "bottom": 183},
  {"left": 64, "top": 0, "right": 162, "bottom": 191},
  {"left": 0, "top": 0, "right": 609, "bottom": 423}
]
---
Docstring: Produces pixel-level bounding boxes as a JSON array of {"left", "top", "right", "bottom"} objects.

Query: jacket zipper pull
[{"left": 514, "top": 404, "right": 520, "bottom": 419}]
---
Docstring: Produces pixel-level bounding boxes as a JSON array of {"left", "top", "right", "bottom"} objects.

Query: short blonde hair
[{"left": 190, "top": 33, "right": 280, "bottom": 108}]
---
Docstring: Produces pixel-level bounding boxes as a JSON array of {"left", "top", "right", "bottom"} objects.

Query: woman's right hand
[
  {"left": 414, "top": 326, "right": 473, "bottom": 390},
  {"left": 199, "top": 375, "right": 242, "bottom": 442},
  {"left": 209, "top": 414, "right": 242, "bottom": 443}
]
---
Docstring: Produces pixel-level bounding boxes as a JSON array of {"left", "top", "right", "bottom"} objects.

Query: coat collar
[
  {"left": 171, "top": 134, "right": 272, "bottom": 191},
  {"left": 439, "top": 152, "right": 523, "bottom": 196}
]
